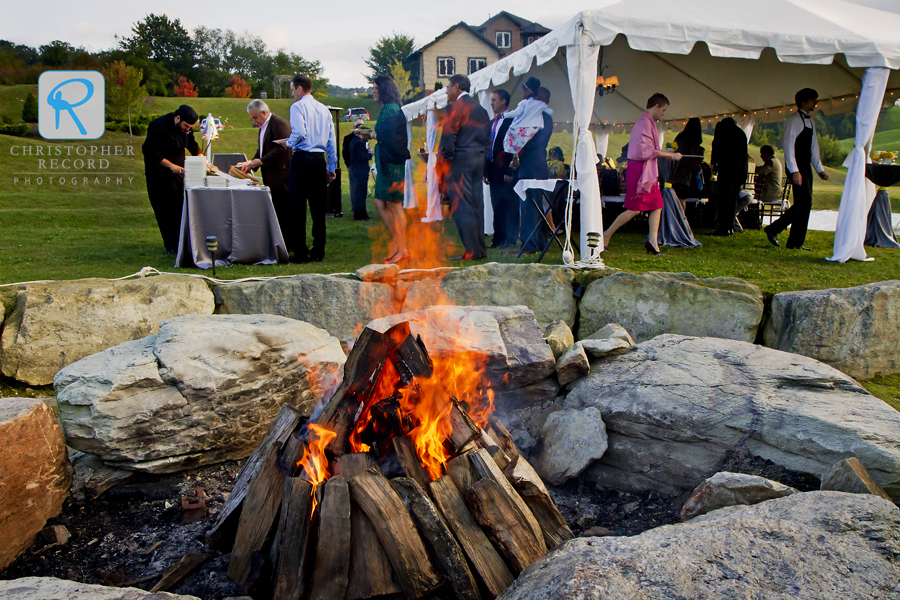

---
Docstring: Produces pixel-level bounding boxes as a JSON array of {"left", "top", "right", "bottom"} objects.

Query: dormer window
[{"left": 496, "top": 31, "right": 511, "bottom": 48}]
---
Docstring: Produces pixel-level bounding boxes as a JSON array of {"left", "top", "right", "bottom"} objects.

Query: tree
[
  {"left": 22, "top": 93, "right": 37, "bottom": 122},
  {"left": 365, "top": 33, "right": 415, "bottom": 83},
  {"left": 390, "top": 59, "right": 419, "bottom": 102},
  {"left": 174, "top": 76, "right": 198, "bottom": 97},
  {"left": 270, "top": 50, "right": 329, "bottom": 99},
  {"left": 39, "top": 40, "right": 75, "bottom": 67},
  {"left": 225, "top": 75, "right": 251, "bottom": 98},
  {"left": 102, "top": 60, "right": 147, "bottom": 136},
  {"left": 119, "top": 14, "right": 196, "bottom": 76}
]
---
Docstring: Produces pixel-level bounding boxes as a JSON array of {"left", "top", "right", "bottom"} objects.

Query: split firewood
[
  {"left": 468, "top": 449, "right": 545, "bottom": 553},
  {"left": 272, "top": 477, "right": 314, "bottom": 600},
  {"left": 394, "top": 436, "right": 432, "bottom": 491},
  {"left": 446, "top": 399, "right": 481, "bottom": 455},
  {"left": 391, "top": 328, "right": 434, "bottom": 384},
  {"left": 310, "top": 476, "right": 352, "bottom": 600},
  {"left": 392, "top": 478, "right": 483, "bottom": 600},
  {"left": 150, "top": 553, "right": 211, "bottom": 593},
  {"left": 430, "top": 476, "right": 513, "bottom": 599},
  {"left": 503, "top": 457, "right": 574, "bottom": 549},
  {"left": 334, "top": 452, "right": 373, "bottom": 479},
  {"left": 486, "top": 446, "right": 512, "bottom": 471},
  {"left": 207, "top": 404, "right": 303, "bottom": 548},
  {"left": 347, "top": 497, "right": 402, "bottom": 599},
  {"left": 466, "top": 479, "right": 545, "bottom": 574},
  {"left": 227, "top": 441, "right": 290, "bottom": 589},
  {"left": 445, "top": 453, "right": 477, "bottom": 495},
  {"left": 348, "top": 469, "right": 442, "bottom": 599},
  {"left": 487, "top": 419, "right": 518, "bottom": 464}
]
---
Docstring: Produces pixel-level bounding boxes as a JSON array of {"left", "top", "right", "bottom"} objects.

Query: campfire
[{"left": 205, "top": 321, "right": 572, "bottom": 600}]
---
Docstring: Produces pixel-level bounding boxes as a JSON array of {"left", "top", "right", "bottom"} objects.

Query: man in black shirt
[
  {"left": 343, "top": 120, "right": 373, "bottom": 220},
  {"left": 142, "top": 105, "right": 201, "bottom": 253}
]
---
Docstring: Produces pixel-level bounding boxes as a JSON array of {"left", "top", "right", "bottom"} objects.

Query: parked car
[
  {"left": 340, "top": 107, "right": 370, "bottom": 122},
  {"left": 199, "top": 117, "right": 223, "bottom": 132}
]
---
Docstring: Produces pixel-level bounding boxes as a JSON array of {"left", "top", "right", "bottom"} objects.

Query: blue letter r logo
[{"left": 39, "top": 71, "right": 105, "bottom": 140}]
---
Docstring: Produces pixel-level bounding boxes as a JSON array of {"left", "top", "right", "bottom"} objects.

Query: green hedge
[{"left": 0, "top": 123, "right": 29, "bottom": 137}]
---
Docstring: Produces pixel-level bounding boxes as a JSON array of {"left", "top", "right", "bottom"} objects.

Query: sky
[{"left": 0, "top": 0, "right": 896, "bottom": 88}]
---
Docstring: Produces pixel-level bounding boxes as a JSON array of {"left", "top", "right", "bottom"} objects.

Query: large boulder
[
  {"left": 0, "top": 276, "right": 215, "bottom": 386},
  {"left": 0, "top": 398, "right": 71, "bottom": 570},
  {"left": 401, "top": 263, "right": 577, "bottom": 329},
  {"left": 0, "top": 577, "right": 200, "bottom": 600},
  {"left": 366, "top": 305, "right": 557, "bottom": 406},
  {"left": 213, "top": 274, "right": 395, "bottom": 343},
  {"left": 577, "top": 272, "right": 764, "bottom": 342},
  {"left": 563, "top": 335, "right": 900, "bottom": 498},
  {"left": 56, "top": 314, "right": 345, "bottom": 473},
  {"left": 763, "top": 280, "right": 900, "bottom": 379},
  {"left": 535, "top": 407, "right": 607, "bottom": 485},
  {"left": 498, "top": 492, "right": 900, "bottom": 599}
]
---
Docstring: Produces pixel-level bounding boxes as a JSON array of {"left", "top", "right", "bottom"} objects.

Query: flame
[{"left": 297, "top": 423, "right": 337, "bottom": 512}]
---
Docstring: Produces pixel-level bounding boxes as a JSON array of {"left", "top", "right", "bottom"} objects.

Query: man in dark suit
[
  {"left": 242, "top": 99, "right": 293, "bottom": 247},
  {"left": 438, "top": 74, "right": 491, "bottom": 260},
  {"left": 342, "top": 119, "right": 373, "bottom": 220},
  {"left": 484, "top": 88, "right": 517, "bottom": 249},
  {"left": 516, "top": 85, "right": 554, "bottom": 254}
]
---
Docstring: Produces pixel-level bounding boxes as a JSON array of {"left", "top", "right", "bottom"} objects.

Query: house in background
[{"left": 408, "top": 12, "right": 550, "bottom": 94}]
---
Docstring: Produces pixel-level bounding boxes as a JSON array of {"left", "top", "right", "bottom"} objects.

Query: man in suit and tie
[
  {"left": 438, "top": 73, "right": 491, "bottom": 260},
  {"left": 484, "top": 88, "right": 517, "bottom": 249},
  {"left": 242, "top": 99, "right": 292, "bottom": 246}
]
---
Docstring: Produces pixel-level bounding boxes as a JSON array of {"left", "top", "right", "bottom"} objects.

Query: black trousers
[
  {"left": 348, "top": 164, "right": 370, "bottom": 219},
  {"left": 769, "top": 166, "right": 813, "bottom": 248},
  {"left": 520, "top": 188, "right": 548, "bottom": 252},
  {"left": 447, "top": 150, "right": 487, "bottom": 257},
  {"left": 287, "top": 150, "right": 328, "bottom": 260},
  {"left": 715, "top": 175, "right": 742, "bottom": 233},
  {"left": 489, "top": 179, "right": 518, "bottom": 246},
  {"left": 146, "top": 169, "right": 184, "bottom": 253}
]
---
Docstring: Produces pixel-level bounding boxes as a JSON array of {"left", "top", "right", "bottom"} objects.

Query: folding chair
[
  {"left": 759, "top": 175, "right": 791, "bottom": 227},
  {"left": 517, "top": 180, "right": 580, "bottom": 263}
]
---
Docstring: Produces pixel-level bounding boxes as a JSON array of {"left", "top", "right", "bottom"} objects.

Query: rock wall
[{"left": 763, "top": 280, "right": 900, "bottom": 379}]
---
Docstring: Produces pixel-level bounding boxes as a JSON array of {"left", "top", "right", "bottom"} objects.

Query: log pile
[{"left": 208, "top": 322, "right": 573, "bottom": 599}]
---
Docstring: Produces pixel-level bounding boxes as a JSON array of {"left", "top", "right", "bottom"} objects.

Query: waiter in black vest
[{"left": 765, "top": 88, "right": 829, "bottom": 250}]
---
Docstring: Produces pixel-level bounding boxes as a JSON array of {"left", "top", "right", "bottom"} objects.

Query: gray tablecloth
[
  {"left": 175, "top": 187, "right": 289, "bottom": 269},
  {"left": 658, "top": 187, "right": 702, "bottom": 248},
  {"left": 865, "top": 190, "right": 900, "bottom": 248}
]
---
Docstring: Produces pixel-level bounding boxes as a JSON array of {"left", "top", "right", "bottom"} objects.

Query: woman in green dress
[{"left": 371, "top": 76, "right": 409, "bottom": 264}]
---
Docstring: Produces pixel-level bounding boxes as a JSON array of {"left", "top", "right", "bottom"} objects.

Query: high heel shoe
[
  {"left": 383, "top": 249, "right": 399, "bottom": 263},
  {"left": 644, "top": 241, "right": 665, "bottom": 256},
  {"left": 387, "top": 251, "right": 410, "bottom": 265}
]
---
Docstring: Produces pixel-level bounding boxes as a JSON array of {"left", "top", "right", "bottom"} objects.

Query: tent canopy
[{"left": 402, "top": 0, "right": 900, "bottom": 128}]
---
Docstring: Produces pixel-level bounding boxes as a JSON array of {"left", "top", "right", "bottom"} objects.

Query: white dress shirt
[
  {"left": 287, "top": 94, "right": 338, "bottom": 172},
  {"left": 258, "top": 113, "right": 271, "bottom": 159},
  {"left": 782, "top": 110, "right": 824, "bottom": 175}
]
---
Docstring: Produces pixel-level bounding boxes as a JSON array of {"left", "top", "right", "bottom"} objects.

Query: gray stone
[
  {"left": 0, "top": 577, "right": 200, "bottom": 599},
  {"left": 0, "top": 276, "right": 215, "bottom": 386},
  {"left": 213, "top": 274, "right": 396, "bottom": 342},
  {"left": 56, "top": 314, "right": 346, "bottom": 473},
  {"left": 821, "top": 457, "right": 892, "bottom": 501},
  {"left": 580, "top": 338, "right": 632, "bottom": 359},
  {"left": 499, "top": 492, "right": 900, "bottom": 600},
  {"left": 763, "top": 280, "right": 900, "bottom": 379},
  {"left": 555, "top": 343, "right": 590, "bottom": 387},
  {"left": 577, "top": 271, "right": 764, "bottom": 342},
  {"left": 535, "top": 407, "right": 607, "bottom": 485},
  {"left": 70, "top": 453, "right": 134, "bottom": 501},
  {"left": 0, "top": 399, "right": 71, "bottom": 570},
  {"left": 356, "top": 263, "right": 400, "bottom": 283},
  {"left": 401, "top": 263, "right": 577, "bottom": 329},
  {"left": 564, "top": 335, "right": 900, "bottom": 498},
  {"left": 543, "top": 320, "right": 574, "bottom": 360},
  {"left": 681, "top": 471, "right": 798, "bottom": 521},
  {"left": 583, "top": 322, "right": 635, "bottom": 346}
]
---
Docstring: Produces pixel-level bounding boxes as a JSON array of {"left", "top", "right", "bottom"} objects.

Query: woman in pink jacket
[{"left": 603, "top": 93, "right": 682, "bottom": 255}]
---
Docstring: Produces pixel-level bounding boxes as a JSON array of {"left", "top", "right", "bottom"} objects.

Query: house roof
[
  {"left": 479, "top": 11, "right": 536, "bottom": 30},
  {"left": 411, "top": 21, "right": 500, "bottom": 56}
]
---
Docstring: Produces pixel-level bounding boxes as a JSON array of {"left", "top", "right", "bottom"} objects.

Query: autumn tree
[
  {"left": 174, "top": 76, "right": 198, "bottom": 97},
  {"left": 225, "top": 75, "right": 251, "bottom": 98},
  {"left": 390, "top": 59, "right": 419, "bottom": 102},
  {"left": 102, "top": 60, "right": 147, "bottom": 136}
]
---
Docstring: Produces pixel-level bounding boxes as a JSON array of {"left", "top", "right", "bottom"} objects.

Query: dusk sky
[{"left": 0, "top": 0, "right": 896, "bottom": 88}]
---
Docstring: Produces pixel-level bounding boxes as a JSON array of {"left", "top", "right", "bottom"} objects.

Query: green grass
[
  {"left": 860, "top": 374, "right": 900, "bottom": 414},
  {"left": 839, "top": 128, "right": 900, "bottom": 154}
]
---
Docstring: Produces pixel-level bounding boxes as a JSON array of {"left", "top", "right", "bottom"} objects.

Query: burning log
[
  {"left": 392, "top": 477, "right": 482, "bottom": 600},
  {"left": 348, "top": 469, "right": 442, "bottom": 599},
  {"left": 271, "top": 477, "right": 314, "bottom": 600},
  {"left": 468, "top": 449, "right": 545, "bottom": 553},
  {"left": 309, "top": 476, "right": 351, "bottom": 600},
  {"left": 394, "top": 436, "right": 432, "bottom": 492},
  {"left": 430, "top": 476, "right": 514, "bottom": 599},
  {"left": 504, "top": 457, "right": 574, "bottom": 550},
  {"left": 446, "top": 399, "right": 481, "bottom": 455},
  {"left": 391, "top": 330, "right": 434, "bottom": 384},
  {"left": 466, "top": 479, "right": 545, "bottom": 574}
]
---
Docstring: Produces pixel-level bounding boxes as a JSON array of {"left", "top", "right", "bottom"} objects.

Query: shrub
[
  {"left": 174, "top": 76, "right": 198, "bottom": 98},
  {"left": 0, "top": 123, "right": 29, "bottom": 137},
  {"left": 818, "top": 134, "right": 848, "bottom": 168},
  {"left": 22, "top": 93, "right": 38, "bottom": 122},
  {"left": 225, "top": 75, "right": 251, "bottom": 99},
  {"left": 0, "top": 114, "right": 12, "bottom": 125}
]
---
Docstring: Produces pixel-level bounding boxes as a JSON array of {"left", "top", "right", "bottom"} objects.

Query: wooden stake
[
  {"left": 392, "top": 478, "right": 483, "bottom": 600},
  {"left": 430, "top": 476, "right": 513, "bottom": 599},
  {"left": 310, "top": 476, "right": 351, "bottom": 600},
  {"left": 468, "top": 449, "right": 545, "bottom": 553},
  {"left": 150, "top": 553, "right": 211, "bottom": 593},
  {"left": 272, "top": 477, "right": 314, "bottom": 600},
  {"left": 466, "top": 479, "right": 545, "bottom": 574},
  {"left": 446, "top": 398, "right": 481, "bottom": 454},
  {"left": 394, "top": 436, "right": 432, "bottom": 491},
  {"left": 504, "top": 457, "right": 574, "bottom": 550},
  {"left": 347, "top": 497, "right": 401, "bottom": 599},
  {"left": 348, "top": 469, "right": 442, "bottom": 599},
  {"left": 207, "top": 404, "right": 302, "bottom": 548}
]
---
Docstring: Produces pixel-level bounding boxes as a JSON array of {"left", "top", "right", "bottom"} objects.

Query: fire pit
[{"left": 206, "top": 321, "right": 572, "bottom": 599}]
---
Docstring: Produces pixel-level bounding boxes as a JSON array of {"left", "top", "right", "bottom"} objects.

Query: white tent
[{"left": 402, "top": 0, "right": 900, "bottom": 264}]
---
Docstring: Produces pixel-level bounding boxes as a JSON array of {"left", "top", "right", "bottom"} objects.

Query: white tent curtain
[
  {"left": 403, "top": 121, "right": 418, "bottom": 209},
  {"left": 422, "top": 109, "right": 442, "bottom": 223},
  {"left": 829, "top": 67, "right": 890, "bottom": 262},
  {"left": 479, "top": 90, "right": 495, "bottom": 236},
  {"left": 566, "top": 32, "right": 604, "bottom": 262},
  {"left": 594, "top": 128, "right": 610, "bottom": 161},
  {"left": 738, "top": 115, "right": 757, "bottom": 143}
]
